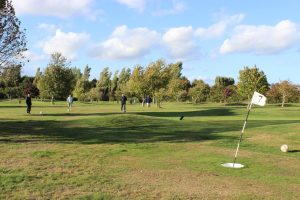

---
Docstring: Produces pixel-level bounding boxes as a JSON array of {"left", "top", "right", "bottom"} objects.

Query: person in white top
[{"left": 67, "top": 94, "right": 73, "bottom": 112}]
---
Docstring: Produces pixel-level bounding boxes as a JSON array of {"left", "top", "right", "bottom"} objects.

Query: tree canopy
[
  {"left": 0, "top": 0, "right": 27, "bottom": 71},
  {"left": 267, "top": 80, "right": 300, "bottom": 107},
  {"left": 37, "top": 53, "right": 75, "bottom": 99},
  {"left": 237, "top": 66, "right": 269, "bottom": 100}
]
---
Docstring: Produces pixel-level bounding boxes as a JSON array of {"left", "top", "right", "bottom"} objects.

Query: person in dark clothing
[
  {"left": 145, "top": 95, "right": 152, "bottom": 108},
  {"left": 120, "top": 94, "right": 127, "bottom": 112},
  {"left": 26, "top": 93, "right": 32, "bottom": 114}
]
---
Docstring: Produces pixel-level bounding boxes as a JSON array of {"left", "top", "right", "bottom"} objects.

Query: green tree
[
  {"left": 237, "top": 66, "right": 269, "bottom": 101},
  {"left": 83, "top": 65, "right": 91, "bottom": 80},
  {"left": 215, "top": 76, "right": 235, "bottom": 87},
  {"left": 37, "top": 53, "right": 75, "bottom": 99},
  {"left": 88, "top": 87, "right": 100, "bottom": 102},
  {"left": 20, "top": 76, "right": 39, "bottom": 97},
  {"left": 33, "top": 67, "right": 42, "bottom": 87},
  {"left": 71, "top": 67, "right": 82, "bottom": 89},
  {"left": 209, "top": 85, "right": 224, "bottom": 103},
  {"left": 73, "top": 65, "right": 91, "bottom": 101},
  {"left": 154, "top": 88, "right": 168, "bottom": 108},
  {"left": 0, "top": 0, "right": 27, "bottom": 70},
  {"left": 127, "top": 60, "right": 188, "bottom": 106},
  {"left": 116, "top": 67, "right": 131, "bottom": 99},
  {"left": 89, "top": 78, "right": 97, "bottom": 88},
  {"left": 0, "top": 64, "right": 22, "bottom": 99},
  {"left": 144, "top": 59, "right": 166, "bottom": 106},
  {"left": 110, "top": 70, "right": 119, "bottom": 101},
  {"left": 189, "top": 79, "right": 210, "bottom": 103},
  {"left": 127, "top": 65, "right": 147, "bottom": 104},
  {"left": 163, "top": 62, "right": 190, "bottom": 102},
  {"left": 223, "top": 85, "right": 239, "bottom": 103},
  {"left": 267, "top": 80, "right": 300, "bottom": 107},
  {"left": 166, "top": 77, "right": 189, "bottom": 102},
  {"left": 210, "top": 76, "right": 235, "bottom": 103},
  {"left": 96, "top": 67, "right": 111, "bottom": 101}
]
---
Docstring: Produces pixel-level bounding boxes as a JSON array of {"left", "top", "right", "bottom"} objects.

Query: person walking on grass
[
  {"left": 120, "top": 94, "right": 127, "bottom": 112},
  {"left": 145, "top": 95, "right": 152, "bottom": 108},
  {"left": 26, "top": 93, "right": 32, "bottom": 114},
  {"left": 67, "top": 94, "right": 73, "bottom": 112}
]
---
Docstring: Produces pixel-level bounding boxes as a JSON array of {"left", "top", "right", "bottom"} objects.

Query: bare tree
[{"left": 0, "top": 0, "right": 27, "bottom": 71}]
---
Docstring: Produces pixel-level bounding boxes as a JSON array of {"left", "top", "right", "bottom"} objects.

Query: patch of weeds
[
  {"left": 31, "top": 150, "right": 56, "bottom": 158},
  {"left": 0, "top": 168, "right": 33, "bottom": 189},
  {"left": 108, "top": 148, "right": 128, "bottom": 155},
  {"left": 77, "top": 193, "right": 114, "bottom": 200},
  {"left": 132, "top": 143, "right": 159, "bottom": 150}
]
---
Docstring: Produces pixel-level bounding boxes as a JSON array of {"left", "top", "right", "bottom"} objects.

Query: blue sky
[{"left": 13, "top": 0, "right": 300, "bottom": 84}]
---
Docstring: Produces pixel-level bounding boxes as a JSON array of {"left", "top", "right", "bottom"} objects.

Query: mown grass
[{"left": 0, "top": 100, "right": 300, "bottom": 199}]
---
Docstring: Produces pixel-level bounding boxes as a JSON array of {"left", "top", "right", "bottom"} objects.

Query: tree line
[
  {"left": 1, "top": 1, "right": 299, "bottom": 107},
  {"left": 0, "top": 52, "right": 299, "bottom": 107}
]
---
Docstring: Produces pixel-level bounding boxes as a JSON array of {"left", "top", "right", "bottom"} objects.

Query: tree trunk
[
  {"left": 281, "top": 94, "right": 285, "bottom": 107},
  {"left": 142, "top": 98, "right": 145, "bottom": 107}
]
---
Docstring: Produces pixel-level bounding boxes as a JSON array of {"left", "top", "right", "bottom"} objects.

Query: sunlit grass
[{"left": 1, "top": 100, "right": 300, "bottom": 199}]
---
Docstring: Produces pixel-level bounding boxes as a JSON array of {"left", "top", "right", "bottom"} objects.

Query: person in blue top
[
  {"left": 120, "top": 94, "right": 127, "bottom": 112},
  {"left": 67, "top": 94, "right": 73, "bottom": 112}
]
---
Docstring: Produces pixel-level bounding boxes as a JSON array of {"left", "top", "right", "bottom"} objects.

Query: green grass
[{"left": 0, "top": 100, "right": 300, "bottom": 199}]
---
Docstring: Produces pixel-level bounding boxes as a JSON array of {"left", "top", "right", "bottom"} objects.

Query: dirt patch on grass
[
  {"left": 248, "top": 133, "right": 290, "bottom": 146},
  {"left": 120, "top": 168, "right": 281, "bottom": 199}
]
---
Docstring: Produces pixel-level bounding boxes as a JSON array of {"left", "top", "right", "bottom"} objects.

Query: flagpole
[
  {"left": 222, "top": 91, "right": 266, "bottom": 169},
  {"left": 233, "top": 103, "right": 253, "bottom": 167}
]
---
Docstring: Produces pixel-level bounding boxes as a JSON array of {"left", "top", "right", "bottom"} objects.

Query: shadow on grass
[
  {"left": 0, "top": 118, "right": 228, "bottom": 144},
  {"left": 0, "top": 112, "right": 299, "bottom": 144},
  {"left": 288, "top": 150, "right": 300, "bottom": 153},
  {"left": 137, "top": 108, "right": 236, "bottom": 118},
  {"left": 30, "top": 108, "right": 237, "bottom": 118},
  {"left": 0, "top": 105, "right": 66, "bottom": 108}
]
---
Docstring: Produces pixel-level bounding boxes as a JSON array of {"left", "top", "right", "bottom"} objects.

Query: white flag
[{"left": 251, "top": 91, "right": 267, "bottom": 106}]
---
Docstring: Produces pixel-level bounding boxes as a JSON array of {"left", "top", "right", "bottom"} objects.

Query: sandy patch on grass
[{"left": 120, "top": 168, "right": 281, "bottom": 199}]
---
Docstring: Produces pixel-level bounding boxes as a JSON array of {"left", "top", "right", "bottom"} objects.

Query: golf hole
[{"left": 221, "top": 163, "right": 244, "bottom": 169}]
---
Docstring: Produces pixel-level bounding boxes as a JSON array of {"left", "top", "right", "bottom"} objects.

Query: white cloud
[
  {"left": 116, "top": 0, "right": 146, "bottom": 12},
  {"left": 153, "top": 0, "right": 186, "bottom": 16},
  {"left": 162, "top": 26, "right": 199, "bottom": 60},
  {"left": 161, "top": 14, "right": 244, "bottom": 60},
  {"left": 13, "top": 0, "right": 96, "bottom": 19},
  {"left": 90, "top": 25, "right": 160, "bottom": 60},
  {"left": 41, "top": 29, "right": 90, "bottom": 60},
  {"left": 22, "top": 51, "right": 47, "bottom": 62},
  {"left": 38, "top": 23, "right": 58, "bottom": 33},
  {"left": 195, "top": 14, "right": 244, "bottom": 38},
  {"left": 220, "top": 20, "right": 300, "bottom": 55}
]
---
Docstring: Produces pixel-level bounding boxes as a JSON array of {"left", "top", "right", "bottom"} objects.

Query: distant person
[
  {"left": 67, "top": 94, "right": 73, "bottom": 112},
  {"left": 145, "top": 95, "right": 152, "bottom": 108},
  {"left": 51, "top": 96, "right": 55, "bottom": 105},
  {"left": 26, "top": 93, "right": 32, "bottom": 114},
  {"left": 120, "top": 94, "right": 127, "bottom": 112}
]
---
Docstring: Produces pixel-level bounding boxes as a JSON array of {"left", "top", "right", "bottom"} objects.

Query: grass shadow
[
  {"left": 135, "top": 108, "right": 237, "bottom": 118},
  {"left": 28, "top": 108, "right": 237, "bottom": 118},
  {"left": 288, "top": 150, "right": 300, "bottom": 153},
  {"left": 0, "top": 113, "right": 299, "bottom": 144}
]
